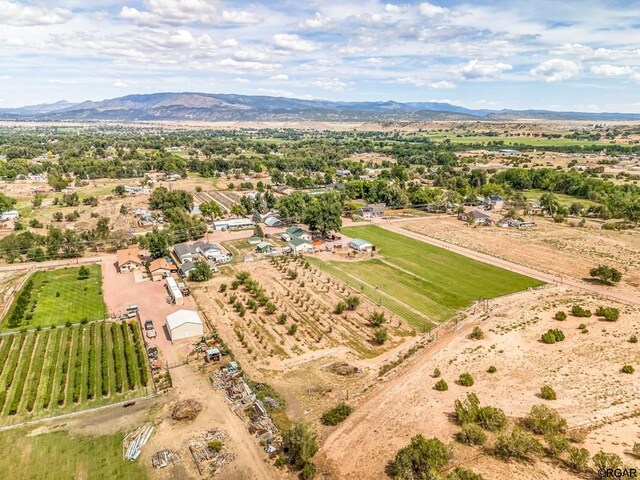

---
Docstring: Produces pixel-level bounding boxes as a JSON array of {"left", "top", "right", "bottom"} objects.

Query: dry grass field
[{"left": 316, "top": 286, "right": 640, "bottom": 479}]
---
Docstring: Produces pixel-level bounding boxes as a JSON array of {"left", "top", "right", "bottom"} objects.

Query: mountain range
[{"left": 1, "top": 92, "right": 639, "bottom": 122}]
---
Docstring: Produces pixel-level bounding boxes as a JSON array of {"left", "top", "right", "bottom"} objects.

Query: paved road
[{"left": 371, "top": 220, "right": 639, "bottom": 306}]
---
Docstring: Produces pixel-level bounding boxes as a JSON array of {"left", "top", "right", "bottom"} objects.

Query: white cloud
[
  {"left": 233, "top": 77, "right": 249, "bottom": 83},
  {"left": 396, "top": 77, "right": 456, "bottom": 89},
  {"left": 233, "top": 50, "right": 269, "bottom": 62},
  {"left": 384, "top": 4, "right": 409, "bottom": 14},
  {"left": 113, "top": 81, "right": 129, "bottom": 88},
  {"left": 530, "top": 59, "right": 580, "bottom": 82},
  {"left": 364, "top": 57, "right": 383, "bottom": 64},
  {"left": 419, "top": 2, "right": 448, "bottom": 17},
  {"left": 0, "top": 0, "right": 72, "bottom": 26},
  {"left": 217, "top": 58, "right": 281, "bottom": 72},
  {"left": 431, "top": 80, "right": 456, "bottom": 89},
  {"left": 273, "top": 34, "right": 320, "bottom": 52},
  {"left": 459, "top": 59, "right": 512, "bottom": 80},
  {"left": 48, "top": 79, "right": 79, "bottom": 85},
  {"left": 220, "top": 10, "right": 261, "bottom": 24},
  {"left": 632, "top": 72, "right": 640, "bottom": 84},
  {"left": 220, "top": 38, "right": 238, "bottom": 48},
  {"left": 120, "top": 0, "right": 221, "bottom": 26},
  {"left": 590, "top": 64, "right": 633, "bottom": 76},
  {"left": 312, "top": 78, "right": 348, "bottom": 91},
  {"left": 269, "top": 74, "right": 289, "bottom": 81},
  {"left": 299, "top": 12, "right": 332, "bottom": 29},
  {"left": 0, "top": 75, "right": 9, "bottom": 80}
]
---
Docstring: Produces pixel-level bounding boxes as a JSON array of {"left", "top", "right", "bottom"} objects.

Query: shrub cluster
[
  {"left": 456, "top": 423, "right": 487, "bottom": 446},
  {"left": 541, "top": 329, "right": 565, "bottom": 344},
  {"left": 458, "top": 373, "right": 474, "bottom": 387},
  {"left": 540, "top": 385, "right": 557, "bottom": 400},
  {"left": 435, "top": 379, "right": 448, "bottom": 391},
  {"left": 596, "top": 306, "right": 619, "bottom": 322},
  {"left": 554, "top": 311, "right": 567, "bottom": 321},
  {"left": 571, "top": 305, "right": 592, "bottom": 318},
  {"left": 468, "top": 327, "right": 485, "bottom": 340},
  {"left": 454, "top": 393, "right": 507, "bottom": 432},
  {"left": 523, "top": 405, "right": 567, "bottom": 435},
  {"left": 321, "top": 402, "right": 353, "bottom": 426},
  {"left": 87, "top": 323, "right": 96, "bottom": 400}
]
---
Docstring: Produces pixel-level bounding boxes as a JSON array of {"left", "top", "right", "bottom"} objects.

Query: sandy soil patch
[{"left": 317, "top": 286, "right": 640, "bottom": 479}]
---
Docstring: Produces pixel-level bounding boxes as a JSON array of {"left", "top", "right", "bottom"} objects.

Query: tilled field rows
[{"left": 0, "top": 321, "right": 150, "bottom": 425}]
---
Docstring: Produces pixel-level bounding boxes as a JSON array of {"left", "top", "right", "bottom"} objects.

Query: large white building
[{"left": 166, "top": 309, "right": 204, "bottom": 342}]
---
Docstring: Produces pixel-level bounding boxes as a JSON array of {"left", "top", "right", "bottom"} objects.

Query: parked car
[{"left": 144, "top": 320, "right": 154, "bottom": 330}]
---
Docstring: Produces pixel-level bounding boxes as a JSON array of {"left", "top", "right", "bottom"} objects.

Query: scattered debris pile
[
  {"left": 171, "top": 399, "right": 203, "bottom": 422},
  {"left": 187, "top": 429, "right": 235, "bottom": 476},
  {"left": 211, "top": 362, "right": 280, "bottom": 453},
  {"left": 123, "top": 424, "right": 154, "bottom": 461},
  {"left": 328, "top": 362, "right": 363, "bottom": 377},
  {"left": 151, "top": 449, "right": 181, "bottom": 469}
]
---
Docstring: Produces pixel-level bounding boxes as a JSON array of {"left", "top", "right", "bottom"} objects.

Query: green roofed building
[{"left": 349, "top": 238, "right": 374, "bottom": 251}]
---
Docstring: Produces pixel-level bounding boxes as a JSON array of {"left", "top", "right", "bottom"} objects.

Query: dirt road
[{"left": 370, "top": 220, "right": 639, "bottom": 306}]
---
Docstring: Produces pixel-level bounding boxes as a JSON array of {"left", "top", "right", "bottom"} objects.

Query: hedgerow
[
  {"left": 42, "top": 329, "right": 65, "bottom": 409},
  {"left": 87, "top": 323, "right": 96, "bottom": 400},
  {"left": 121, "top": 321, "right": 138, "bottom": 390},
  {"left": 111, "top": 323, "right": 124, "bottom": 393},
  {"left": 0, "top": 335, "right": 16, "bottom": 378},
  {"left": 57, "top": 328, "right": 73, "bottom": 406},
  {"left": 7, "top": 279, "right": 34, "bottom": 328},
  {"left": 8, "top": 332, "right": 37, "bottom": 415},
  {"left": 101, "top": 322, "right": 110, "bottom": 396},
  {"left": 25, "top": 331, "right": 51, "bottom": 412},
  {"left": 71, "top": 326, "right": 85, "bottom": 403},
  {"left": 129, "top": 322, "right": 148, "bottom": 387}
]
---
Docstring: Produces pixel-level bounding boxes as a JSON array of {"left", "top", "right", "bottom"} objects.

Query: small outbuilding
[
  {"left": 349, "top": 238, "right": 374, "bottom": 251},
  {"left": 166, "top": 309, "right": 204, "bottom": 342},
  {"left": 256, "top": 241, "right": 274, "bottom": 254},
  {"left": 288, "top": 237, "right": 313, "bottom": 253}
]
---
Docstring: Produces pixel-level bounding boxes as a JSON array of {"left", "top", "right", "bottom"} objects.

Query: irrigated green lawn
[
  {"left": 2, "top": 265, "right": 107, "bottom": 331},
  {"left": 0, "top": 427, "right": 148, "bottom": 480},
  {"left": 311, "top": 226, "right": 544, "bottom": 330}
]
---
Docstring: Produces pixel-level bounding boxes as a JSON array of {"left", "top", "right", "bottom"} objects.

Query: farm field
[
  {"left": 310, "top": 226, "right": 543, "bottom": 329},
  {"left": 420, "top": 131, "right": 611, "bottom": 146},
  {"left": 2, "top": 265, "right": 107, "bottom": 331},
  {"left": 403, "top": 215, "right": 640, "bottom": 289},
  {"left": 520, "top": 188, "right": 601, "bottom": 208},
  {"left": 0, "top": 426, "right": 148, "bottom": 480},
  {"left": 0, "top": 321, "right": 150, "bottom": 426}
]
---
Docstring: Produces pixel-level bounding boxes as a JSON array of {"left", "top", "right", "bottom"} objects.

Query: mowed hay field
[
  {"left": 311, "top": 226, "right": 543, "bottom": 329},
  {"left": 0, "top": 321, "right": 149, "bottom": 426},
  {"left": 0, "top": 427, "right": 147, "bottom": 480},
  {"left": 2, "top": 265, "right": 107, "bottom": 332}
]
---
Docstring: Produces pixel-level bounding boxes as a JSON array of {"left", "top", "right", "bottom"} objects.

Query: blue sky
[{"left": 1, "top": 0, "right": 640, "bottom": 111}]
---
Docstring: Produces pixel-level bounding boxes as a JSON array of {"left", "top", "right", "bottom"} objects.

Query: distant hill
[{"left": 1, "top": 92, "right": 639, "bottom": 122}]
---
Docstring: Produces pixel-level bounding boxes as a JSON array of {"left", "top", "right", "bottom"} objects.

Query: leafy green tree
[
  {"left": 78, "top": 266, "right": 90, "bottom": 279},
  {"left": 345, "top": 296, "right": 360, "bottom": 311},
  {"left": 389, "top": 435, "right": 453, "bottom": 480},
  {"left": 32, "top": 193, "right": 43, "bottom": 208},
  {"left": 200, "top": 200, "right": 223, "bottom": 220},
  {"left": 281, "top": 422, "right": 318, "bottom": 471},
  {"left": 253, "top": 224, "right": 264, "bottom": 239},
  {"left": 589, "top": 265, "right": 622, "bottom": 284},
  {"left": 374, "top": 327, "right": 388, "bottom": 345},
  {"left": 0, "top": 192, "right": 17, "bottom": 211},
  {"left": 435, "top": 379, "right": 448, "bottom": 391},
  {"left": 189, "top": 260, "right": 213, "bottom": 282},
  {"left": 304, "top": 192, "right": 344, "bottom": 236},
  {"left": 146, "top": 228, "right": 170, "bottom": 259},
  {"left": 369, "top": 311, "right": 386, "bottom": 327}
]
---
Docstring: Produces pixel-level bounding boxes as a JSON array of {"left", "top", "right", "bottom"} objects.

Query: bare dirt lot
[
  {"left": 317, "top": 286, "right": 640, "bottom": 479},
  {"left": 402, "top": 215, "right": 640, "bottom": 290}
]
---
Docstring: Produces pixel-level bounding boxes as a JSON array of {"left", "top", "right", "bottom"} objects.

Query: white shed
[{"left": 166, "top": 309, "right": 204, "bottom": 341}]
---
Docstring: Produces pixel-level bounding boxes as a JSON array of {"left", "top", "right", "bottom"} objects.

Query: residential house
[
  {"left": 212, "top": 217, "right": 254, "bottom": 231},
  {"left": 179, "top": 259, "right": 218, "bottom": 278},
  {"left": 256, "top": 241, "right": 274, "bottom": 254},
  {"left": 174, "top": 243, "right": 199, "bottom": 264},
  {"left": 193, "top": 241, "right": 221, "bottom": 259},
  {"left": 288, "top": 237, "right": 313, "bottom": 253},
  {"left": 117, "top": 246, "right": 142, "bottom": 272},
  {"left": 359, "top": 203, "right": 386, "bottom": 219},
  {"left": 458, "top": 210, "right": 492, "bottom": 226},
  {"left": 286, "top": 225, "right": 312, "bottom": 242},
  {"left": 148, "top": 257, "right": 173, "bottom": 281}
]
